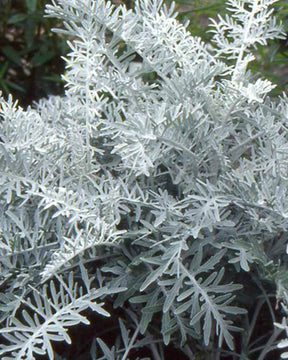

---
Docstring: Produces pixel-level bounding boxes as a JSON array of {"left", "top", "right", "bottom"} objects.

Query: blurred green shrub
[
  {"left": 0, "top": 0, "right": 68, "bottom": 107},
  {"left": 173, "top": 0, "right": 226, "bottom": 40}
]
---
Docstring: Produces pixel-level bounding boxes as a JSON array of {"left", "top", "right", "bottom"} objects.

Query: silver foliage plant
[{"left": 1, "top": 0, "right": 288, "bottom": 359}]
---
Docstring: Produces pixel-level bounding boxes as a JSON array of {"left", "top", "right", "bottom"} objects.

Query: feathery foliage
[{"left": 1, "top": 0, "right": 288, "bottom": 359}]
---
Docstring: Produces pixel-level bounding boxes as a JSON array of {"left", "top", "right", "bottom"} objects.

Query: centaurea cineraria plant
[{"left": 1, "top": 0, "right": 288, "bottom": 359}]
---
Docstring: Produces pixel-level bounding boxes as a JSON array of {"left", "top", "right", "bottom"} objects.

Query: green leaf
[
  {"left": 26, "top": 0, "right": 37, "bottom": 12},
  {"left": 0, "top": 79, "right": 9, "bottom": 95},
  {"left": 42, "top": 75, "right": 64, "bottom": 82},
  {"left": 7, "top": 13, "right": 28, "bottom": 24},
  {"left": 31, "top": 51, "right": 54, "bottom": 67},
  {"left": 5, "top": 80, "right": 25, "bottom": 92},
  {"left": 25, "top": 19, "right": 36, "bottom": 48},
  {"left": 0, "top": 62, "right": 8, "bottom": 78},
  {"left": 2, "top": 46, "right": 22, "bottom": 66}
]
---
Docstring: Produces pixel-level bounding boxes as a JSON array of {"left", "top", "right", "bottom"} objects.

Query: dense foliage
[{"left": 1, "top": 0, "right": 288, "bottom": 359}]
